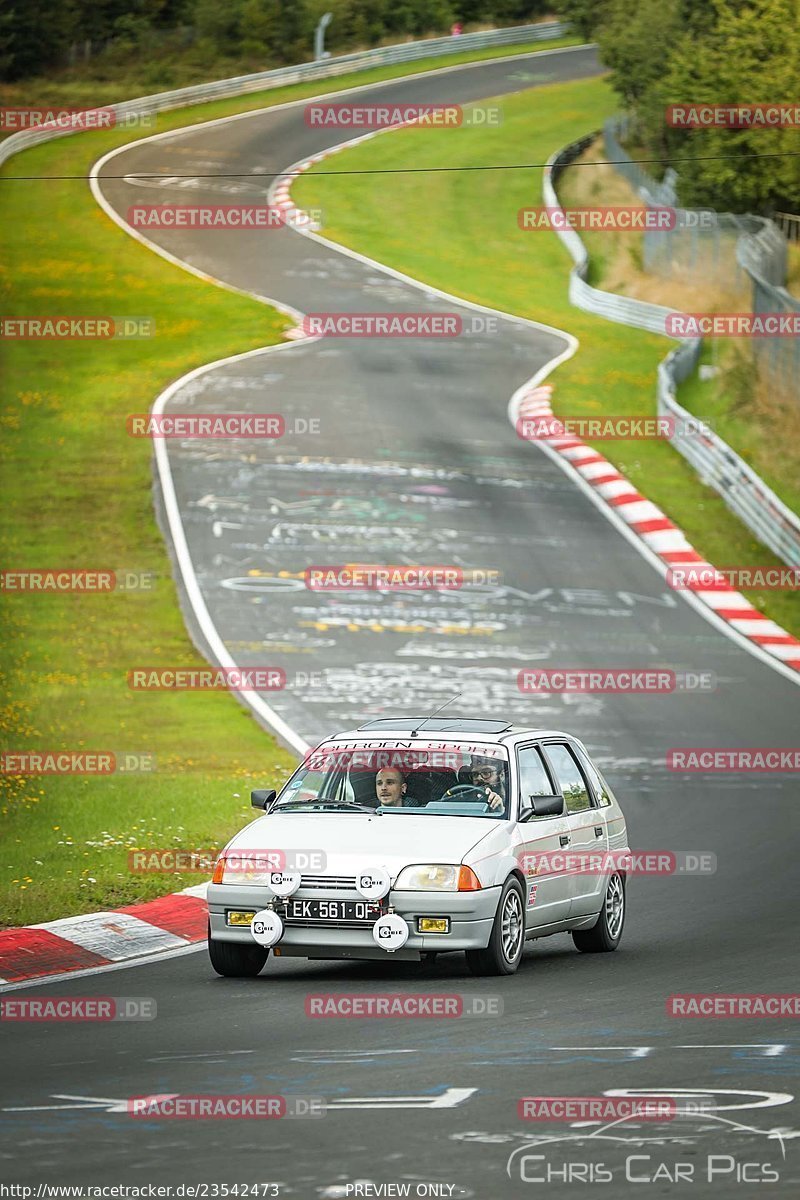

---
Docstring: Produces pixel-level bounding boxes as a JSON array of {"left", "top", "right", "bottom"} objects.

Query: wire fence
[
  {"left": 545, "top": 136, "right": 800, "bottom": 568},
  {"left": 603, "top": 116, "right": 799, "bottom": 394},
  {"left": 774, "top": 212, "right": 800, "bottom": 242}
]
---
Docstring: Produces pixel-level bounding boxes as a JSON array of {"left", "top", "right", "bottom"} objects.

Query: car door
[
  {"left": 515, "top": 743, "right": 572, "bottom": 929},
  {"left": 541, "top": 741, "right": 609, "bottom": 918}
]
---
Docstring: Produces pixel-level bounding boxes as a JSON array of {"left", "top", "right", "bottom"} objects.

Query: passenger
[{"left": 375, "top": 767, "right": 408, "bottom": 807}]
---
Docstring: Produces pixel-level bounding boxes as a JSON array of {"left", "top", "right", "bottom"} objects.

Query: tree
[
  {"left": 239, "top": 0, "right": 280, "bottom": 57},
  {"left": 554, "top": 0, "right": 614, "bottom": 39},
  {"left": 0, "top": 0, "right": 82, "bottom": 78},
  {"left": 663, "top": 0, "right": 800, "bottom": 212}
]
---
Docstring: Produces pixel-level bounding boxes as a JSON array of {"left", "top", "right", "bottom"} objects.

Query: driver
[
  {"left": 375, "top": 767, "right": 408, "bottom": 807},
  {"left": 467, "top": 755, "right": 506, "bottom": 812}
]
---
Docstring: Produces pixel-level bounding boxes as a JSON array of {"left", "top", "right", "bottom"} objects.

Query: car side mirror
[
  {"left": 251, "top": 788, "right": 277, "bottom": 810},
  {"left": 519, "top": 792, "right": 565, "bottom": 820}
]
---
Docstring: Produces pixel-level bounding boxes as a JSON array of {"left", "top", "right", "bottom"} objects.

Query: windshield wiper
[{"left": 274, "top": 800, "right": 377, "bottom": 813}]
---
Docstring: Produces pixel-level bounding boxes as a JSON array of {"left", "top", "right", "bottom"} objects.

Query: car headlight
[
  {"left": 211, "top": 850, "right": 280, "bottom": 886},
  {"left": 394, "top": 864, "right": 481, "bottom": 891}
]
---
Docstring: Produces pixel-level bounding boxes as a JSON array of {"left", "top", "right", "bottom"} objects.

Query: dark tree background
[
  {"left": 556, "top": 0, "right": 800, "bottom": 213},
  {"left": 0, "top": 0, "right": 551, "bottom": 80}
]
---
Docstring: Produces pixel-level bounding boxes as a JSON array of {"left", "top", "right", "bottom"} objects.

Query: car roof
[{"left": 323, "top": 717, "right": 579, "bottom": 746}]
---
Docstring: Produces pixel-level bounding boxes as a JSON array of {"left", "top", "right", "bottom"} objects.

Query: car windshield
[{"left": 274, "top": 744, "right": 511, "bottom": 819}]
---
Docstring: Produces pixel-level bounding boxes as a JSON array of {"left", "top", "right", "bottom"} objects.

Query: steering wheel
[{"left": 439, "top": 783, "right": 495, "bottom": 808}]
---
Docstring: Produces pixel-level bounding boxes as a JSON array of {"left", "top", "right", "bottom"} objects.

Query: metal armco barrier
[
  {"left": 545, "top": 139, "right": 674, "bottom": 335},
  {"left": 544, "top": 136, "right": 800, "bottom": 568},
  {"left": 658, "top": 344, "right": 800, "bottom": 568},
  {"left": 0, "top": 22, "right": 567, "bottom": 168}
]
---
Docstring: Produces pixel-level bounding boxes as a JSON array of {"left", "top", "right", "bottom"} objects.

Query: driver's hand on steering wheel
[{"left": 482, "top": 788, "right": 504, "bottom": 811}]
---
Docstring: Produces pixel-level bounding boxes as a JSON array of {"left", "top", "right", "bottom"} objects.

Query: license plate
[{"left": 284, "top": 898, "right": 382, "bottom": 923}]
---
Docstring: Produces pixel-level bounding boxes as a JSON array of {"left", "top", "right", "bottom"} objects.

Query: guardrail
[
  {"left": 544, "top": 135, "right": 800, "bottom": 568},
  {"left": 0, "top": 21, "right": 568, "bottom": 168},
  {"left": 657, "top": 345, "right": 800, "bottom": 568},
  {"left": 544, "top": 138, "right": 677, "bottom": 335}
]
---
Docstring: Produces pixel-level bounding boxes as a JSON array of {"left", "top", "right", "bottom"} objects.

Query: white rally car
[{"left": 207, "top": 717, "right": 630, "bottom": 977}]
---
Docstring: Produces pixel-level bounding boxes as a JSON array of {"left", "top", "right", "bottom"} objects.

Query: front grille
[{"left": 300, "top": 874, "right": 357, "bottom": 891}]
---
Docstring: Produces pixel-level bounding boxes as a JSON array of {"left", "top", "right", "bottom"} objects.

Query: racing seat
[
  {"left": 404, "top": 769, "right": 459, "bottom": 807},
  {"left": 349, "top": 771, "right": 380, "bottom": 809},
  {"left": 401, "top": 771, "right": 432, "bottom": 808}
]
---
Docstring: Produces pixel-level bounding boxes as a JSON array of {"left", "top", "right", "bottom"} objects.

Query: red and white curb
[
  {"left": 515, "top": 385, "right": 800, "bottom": 671},
  {"left": 0, "top": 885, "right": 208, "bottom": 988}
]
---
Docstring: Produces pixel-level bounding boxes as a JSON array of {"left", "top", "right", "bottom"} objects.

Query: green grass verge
[
  {"left": 294, "top": 75, "right": 799, "bottom": 638},
  {"left": 0, "top": 134, "right": 300, "bottom": 928},
  {"left": 0, "top": 36, "right": 582, "bottom": 928}
]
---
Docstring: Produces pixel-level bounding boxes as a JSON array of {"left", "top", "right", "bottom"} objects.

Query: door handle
[
  {"left": 559, "top": 835, "right": 570, "bottom": 847},
  {"left": 595, "top": 826, "right": 604, "bottom": 838}
]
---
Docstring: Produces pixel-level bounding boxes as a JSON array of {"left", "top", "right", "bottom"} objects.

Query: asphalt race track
[{"left": 2, "top": 46, "right": 799, "bottom": 1198}]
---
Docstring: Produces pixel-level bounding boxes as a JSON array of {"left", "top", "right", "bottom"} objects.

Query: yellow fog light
[
  {"left": 417, "top": 917, "right": 450, "bottom": 934},
  {"left": 227, "top": 910, "right": 257, "bottom": 926}
]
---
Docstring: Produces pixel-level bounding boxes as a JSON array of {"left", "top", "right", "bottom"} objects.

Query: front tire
[
  {"left": 465, "top": 877, "right": 525, "bottom": 976},
  {"left": 208, "top": 928, "right": 269, "bottom": 977},
  {"left": 572, "top": 872, "right": 625, "bottom": 953}
]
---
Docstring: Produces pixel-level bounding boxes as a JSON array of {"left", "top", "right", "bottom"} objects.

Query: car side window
[
  {"left": 517, "top": 745, "right": 555, "bottom": 811},
  {"left": 576, "top": 748, "right": 614, "bottom": 808},
  {"left": 543, "top": 744, "right": 592, "bottom": 813}
]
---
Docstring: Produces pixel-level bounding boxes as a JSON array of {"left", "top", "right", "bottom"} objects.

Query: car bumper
[{"left": 207, "top": 882, "right": 499, "bottom": 957}]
